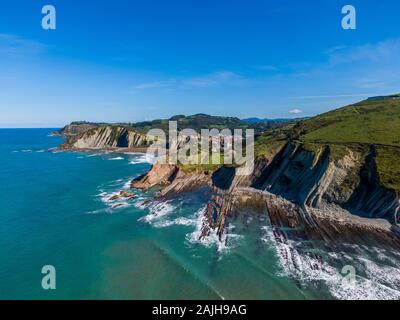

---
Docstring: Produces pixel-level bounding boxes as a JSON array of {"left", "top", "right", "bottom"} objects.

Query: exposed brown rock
[
  {"left": 202, "top": 187, "right": 400, "bottom": 248},
  {"left": 131, "top": 162, "right": 179, "bottom": 190},
  {"left": 108, "top": 190, "right": 136, "bottom": 201},
  {"left": 59, "top": 125, "right": 155, "bottom": 150},
  {"left": 155, "top": 169, "right": 210, "bottom": 199},
  {"left": 128, "top": 141, "right": 400, "bottom": 247}
]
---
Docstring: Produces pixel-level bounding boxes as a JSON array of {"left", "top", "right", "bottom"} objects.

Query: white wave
[
  {"left": 98, "top": 191, "right": 115, "bottom": 204},
  {"left": 18, "top": 149, "right": 47, "bottom": 153},
  {"left": 129, "top": 159, "right": 145, "bottom": 165},
  {"left": 260, "top": 226, "right": 400, "bottom": 300},
  {"left": 145, "top": 153, "right": 157, "bottom": 164},
  {"left": 153, "top": 217, "right": 197, "bottom": 228},
  {"left": 128, "top": 153, "right": 154, "bottom": 165},
  {"left": 186, "top": 206, "right": 242, "bottom": 253},
  {"left": 110, "top": 202, "right": 129, "bottom": 209},
  {"left": 86, "top": 153, "right": 101, "bottom": 158},
  {"left": 374, "top": 247, "right": 400, "bottom": 265},
  {"left": 135, "top": 200, "right": 148, "bottom": 210},
  {"left": 85, "top": 208, "right": 111, "bottom": 215},
  {"left": 358, "top": 255, "right": 400, "bottom": 291},
  {"left": 261, "top": 226, "right": 276, "bottom": 249},
  {"left": 139, "top": 201, "right": 175, "bottom": 223},
  {"left": 329, "top": 264, "right": 400, "bottom": 300},
  {"left": 123, "top": 179, "right": 132, "bottom": 189},
  {"left": 108, "top": 156, "right": 124, "bottom": 161},
  {"left": 96, "top": 189, "right": 136, "bottom": 211}
]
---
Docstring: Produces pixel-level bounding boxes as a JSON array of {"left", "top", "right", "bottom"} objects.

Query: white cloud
[
  {"left": 133, "top": 71, "right": 246, "bottom": 91},
  {"left": 323, "top": 45, "right": 348, "bottom": 55},
  {"left": 254, "top": 65, "right": 278, "bottom": 71},
  {"left": 328, "top": 38, "right": 400, "bottom": 65},
  {"left": 0, "top": 34, "right": 46, "bottom": 57},
  {"left": 355, "top": 78, "right": 387, "bottom": 90},
  {"left": 289, "top": 93, "right": 380, "bottom": 100},
  {"left": 182, "top": 71, "right": 244, "bottom": 88},
  {"left": 134, "top": 80, "right": 177, "bottom": 90},
  {"left": 289, "top": 108, "right": 303, "bottom": 114}
]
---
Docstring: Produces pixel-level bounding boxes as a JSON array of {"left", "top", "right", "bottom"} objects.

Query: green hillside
[
  {"left": 299, "top": 96, "right": 400, "bottom": 146},
  {"left": 132, "top": 114, "right": 249, "bottom": 133},
  {"left": 255, "top": 95, "right": 400, "bottom": 192},
  {"left": 132, "top": 113, "right": 291, "bottom": 134},
  {"left": 60, "top": 114, "right": 293, "bottom": 136}
]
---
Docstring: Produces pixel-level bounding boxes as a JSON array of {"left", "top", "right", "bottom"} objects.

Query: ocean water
[{"left": 1, "top": 129, "right": 400, "bottom": 300}]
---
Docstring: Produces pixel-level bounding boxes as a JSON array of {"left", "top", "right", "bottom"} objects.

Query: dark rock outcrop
[{"left": 345, "top": 147, "right": 399, "bottom": 223}]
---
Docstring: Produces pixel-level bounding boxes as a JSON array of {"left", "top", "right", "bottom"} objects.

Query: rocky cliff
[
  {"left": 60, "top": 125, "right": 154, "bottom": 150},
  {"left": 61, "top": 95, "right": 400, "bottom": 244},
  {"left": 255, "top": 143, "right": 399, "bottom": 224},
  {"left": 131, "top": 161, "right": 211, "bottom": 198},
  {"left": 131, "top": 139, "right": 400, "bottom": 245},
  {"left": 207, "top": 142, "right": 400, "bottom": 225}
]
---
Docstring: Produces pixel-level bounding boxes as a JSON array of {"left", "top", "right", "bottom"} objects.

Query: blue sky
[{"left": 1, "top": 0, "right": 400, "bottom": 127}]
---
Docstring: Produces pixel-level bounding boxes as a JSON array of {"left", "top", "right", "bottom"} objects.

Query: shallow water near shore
[{"left": 0, "top": 129, "right": 399, "bottom": 300}]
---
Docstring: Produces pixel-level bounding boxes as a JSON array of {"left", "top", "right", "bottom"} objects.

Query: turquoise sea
[{"left": 1, "top": 129, "right": 400, "bottom": 300}]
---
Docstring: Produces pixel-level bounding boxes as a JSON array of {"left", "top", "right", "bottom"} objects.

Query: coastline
[
  {"left": 130, "top": 161, "right": 400, "bottom": 248},
  {"left": 52, "top": 146, "right": 151, "bottom": 154},
  {"left": 52, "top": 128, "right": 400, "bottom": 248},
  {"left": 7, "top": 128, "right": 399, "bottom": 299}
]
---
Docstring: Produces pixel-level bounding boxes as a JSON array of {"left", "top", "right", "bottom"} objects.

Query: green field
[
  {"left": 300, "top": 97, "right": 400, "bottom": 147},
  {"left": 255, "top": 95, "right": 400, "bottom": 192}
]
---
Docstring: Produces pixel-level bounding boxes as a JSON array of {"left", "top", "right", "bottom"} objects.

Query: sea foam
[
  {"left": 139, "top": 201, "right": 176, "bottom": 223},
  {"left": 186, "top": 206, "right": 243, "bottom": 253},
  {"left": 260, "top": 225, "right": 400, "bottom": 300}
]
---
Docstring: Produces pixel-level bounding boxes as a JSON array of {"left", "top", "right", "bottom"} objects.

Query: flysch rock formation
[
  {"left": 59, "top": 125, "right": 155, "bottom": 150},
  {"left": 131, "top": 141, "right": 400, "bottom": 249}
]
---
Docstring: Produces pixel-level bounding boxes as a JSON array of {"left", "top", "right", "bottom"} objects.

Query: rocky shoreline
[
  {"left": 52, "top": 116, "right": 400, "bottom": 248},
  {"left": 52, "top": 131, "right": 400, "bottom": 248},
  {"left": 52, "top": 146, "right": 150, "bottom": 154},
  {"left": 129, "top": 145, "right": 400, "bottom": 249}
]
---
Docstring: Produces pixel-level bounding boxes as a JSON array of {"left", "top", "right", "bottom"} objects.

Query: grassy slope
[
  {"left": 255, "top": 96, "right": 400, "bottom": 192},
  {"left": 300, "top": 98, "right": 400, "bottom": 147}
]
